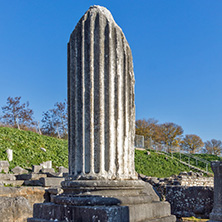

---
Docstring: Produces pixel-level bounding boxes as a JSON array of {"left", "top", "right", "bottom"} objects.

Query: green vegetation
[
  {"left": 135, "top": 149, "right": 199, "bottom": 178},
  {"left": 0, "top": 126, "right": 220, "bottom": 178},
  {"left": 0, "top": 127, "right": 68, "bottom": 170},
  {"left": 173, "top": 152, "right": 222, "bottom": 173}
]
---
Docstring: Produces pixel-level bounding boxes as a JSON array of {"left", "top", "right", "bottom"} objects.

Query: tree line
[
  {"left": 0, "top": 96, "right": 68, "bottom": 139},
  {"left": 136, "top": 118, "right": 222, "bottom": 155},
  {"left": 0, "top": 97, "right": 221, "bottom": 155}
]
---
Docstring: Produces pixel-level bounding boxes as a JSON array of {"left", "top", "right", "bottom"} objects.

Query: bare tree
[
  {"left": 1, "top": 96, "right": 35, "bottom": 130},
  {"left": 205, "top": 139, "right": 222, "bottom": 155},
  {"left": 41, "top": 100, "right": 68, "bottom": 138}
]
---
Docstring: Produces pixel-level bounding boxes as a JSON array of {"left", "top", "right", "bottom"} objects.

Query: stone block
[
  {"left": 12, "top": 166, "right": 28, "bottom": 175},
  {"left": 0, "top": 186, "right": 47, "bottom": 207},
  {"left": 0, "top": 174, "right": 16, "bottom": 181},
  {"left": 16, "top": 173, "right": 46, "bottom": 180},
  {"left": 28, "top": 202, "right": 129, "bottom": 222},
  {"left": 40, "top": 161, "right": 52, "bottom": 169},
  {"left": 6, "top": 149, "right": 13, "bottom": 162},
  {"left": 0, "top": 196, "right": 32, "bottom": 222},
  {"left": 32, "top": 165, "right": 42, "bottom": 173},
  {"left": 46, "top": 172, "right": 63, "bottom": 178},
  {"left": 58, "top": 166, "right": 68, "bottom": 174},
  {"left": 0, "top": 161, "right": 9, "bottom": 173},
  {"left": 40, "top": 168, "right": 55, "bottom": 174},
  {"left": 165, "top": 185, "right": 213, "bottom": 218},
  {"left": 2, "top": 180, "right": 24, "bottom": 186},
  {"left": 23, "top": 180, "right": 43, "bottom": 186},
  {"left": 40, "top": 177, "right": 64, "bottom": 187}
]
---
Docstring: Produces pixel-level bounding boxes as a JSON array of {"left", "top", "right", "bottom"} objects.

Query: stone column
[
  {"left": 67, "top": 5, "right": 136, "bottom": 180},
  {"left": 209, "top": 161, "right": 222, "bottom": 221},
  {"left": 28, "top": 6, "right": 176, "bottom": 222}
]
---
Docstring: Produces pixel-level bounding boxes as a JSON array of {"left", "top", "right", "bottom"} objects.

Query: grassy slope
[
  {"left": 134, "top": 149, "right": 200, "bottom": 178},
  {"left": 0, "top": 127, "right": 68, "bottom": 170},
  {"left": 0, "top": 127, "right": 219, "bottom": 177},
  {"left": 173, "top": 152, "right": 222, "bottom": 173}
]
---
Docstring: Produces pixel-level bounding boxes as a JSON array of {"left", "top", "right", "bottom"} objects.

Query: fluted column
[{"left": 68, "top": 5, "right": 136, "bottom": 180}]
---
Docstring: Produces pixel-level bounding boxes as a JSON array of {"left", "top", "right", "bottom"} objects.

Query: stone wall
[
  {"left": 166, "top": 186, "right": 213, "bottom": 219},
  {"left": 0, "top": 186, "right": 62, "bottom": 222},
  {"left": 140, "top": 172, "right": 214, "bottom": 219}
]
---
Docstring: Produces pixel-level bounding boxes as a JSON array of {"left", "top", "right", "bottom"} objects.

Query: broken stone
[
  {"left": 0, "top": 174, "right": 16, "bottom": 181},
  {"left": 40, "top": 161, "right": 52, "bottom": 169},
  {"left": 0, "top": 161, "right": 9, "bottom": 173},
  {"left": 11, "top": 166, "right": 28, "bottom": 175},
  {"left": 40, "top": 168, "right": 55, "bottom": 174},
  {"left": 32, "top": 165, "right": 42, "bottom": 173}
]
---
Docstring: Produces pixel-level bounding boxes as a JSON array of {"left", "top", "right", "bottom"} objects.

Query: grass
[
  {"left": 0, "top": 126, "right": 219, "bottom": 177},
  {"left": 173, "top": 152, "right": 222, "bottom": 173},
  {"left": 134, "top": 149, "right": 201, "bottom": 178},
  {"left": 0, "top": 126, "right": 68, "bottom": 170}
]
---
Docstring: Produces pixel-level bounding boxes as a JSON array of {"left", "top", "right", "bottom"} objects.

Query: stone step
[
  {"left": 30, "top": 200, "right": 174, "bottom": 222},
  {"left": 128, "top": 201, "right": 173, "bottom": 222},
  {"left": 39, "top": 177, "right": 65, "bottom": 187}
]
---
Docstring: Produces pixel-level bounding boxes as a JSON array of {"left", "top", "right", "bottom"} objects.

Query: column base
[{"left": 28, "top": 179, "right": 176, "bottom": 222}]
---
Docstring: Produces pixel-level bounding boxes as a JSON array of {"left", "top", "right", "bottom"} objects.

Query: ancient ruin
[
  {"left": 209, "top": 161, "right": 222, "bottom": 221},
  {"left": 28, "top": 5, "right": 176, "bottom": 221}
]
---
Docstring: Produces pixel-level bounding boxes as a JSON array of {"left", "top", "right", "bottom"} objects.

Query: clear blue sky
[{"left": 1, "top": 1, "right": 222, "bottom": 142}]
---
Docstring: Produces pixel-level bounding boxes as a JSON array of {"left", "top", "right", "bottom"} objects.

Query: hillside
[
  {"left": 0, "top": 126, "right": 219, "bottom": 177},
  {"left": 0, "top": 127, "right": 68, "bottom": 170},
  {"left": 135, "top": 149, "right": 200, "bottom": 178}
]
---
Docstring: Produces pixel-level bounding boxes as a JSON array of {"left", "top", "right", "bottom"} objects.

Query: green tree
[
  {"left": 181, "top": 134, "right": 204, "bottom": 154},
  {"left": 204, "top": 139, "right": 222, "bottom": 155},
  {"left": 1, "top": 96, "right": 34, "bottom": 130}
]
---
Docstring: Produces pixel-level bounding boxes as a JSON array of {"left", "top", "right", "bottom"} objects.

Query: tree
[
  {"left": 159, "top": 122, "right": 183, "bottom": 152},
  {"left": 135, "top": 118, "right": 160, "bottom": 148},
  {"left": 204, "top": 139, "right": 222, "bottom": 155},
  {"left": 1, "top": 96, "right": 35, "bottom": 130},
  {"left": 41, "top": 100, "right": 68, "bottom": 138},
  {"left": 181, "top": 134, "right": 204, "bottom": 154}
]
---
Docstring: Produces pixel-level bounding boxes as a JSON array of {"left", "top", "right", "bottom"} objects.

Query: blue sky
[{"left": 1, "top": 1, "right": 222, "bottom": 142}]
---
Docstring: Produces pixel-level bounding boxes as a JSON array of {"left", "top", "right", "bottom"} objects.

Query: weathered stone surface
[
  {"left": 46, "top": 172, "right": 63, "bottom": 177},
  {"left": 0, "top": 160, "right": 9, "bottom": 173},
  {"left": 23, "top": 180, "right": 43, "bottom": 186},
  {"left": 209, "top": 161, "right": 222, "bottom": 221},
  {"left": 12, "top": 166, "right": 28, "bottom": 174},
  {"left": 16, "top": 173, "right": 47, "bottom": 180},
  {"left": 0, "top": 173, "right": 16, "bottom": 180},
  {"left": 0, "top": 196, "right": 32, "bottom": 222},
  {"left": 40, "top": 177, "right": 65, "bottom": 187},
  {"left": 40, "top": 168, "right": 55, "bottom": 174},
  {"left": 0, "top": 187, "right": 47, "bottom": 207},
  {"left": 40, "top": 161, "right": 52, "bottom": 169},
  {"left": 6, "top": 148, "right": 13, "bottom": 161},
  {"left": 2, "top": 180, "right": 24, "bottom": 186},
  {"left": 32, "top": 165, "right": 42, "bottom": 173},
  {"left": 68, "top": 5, "right": 136, "bottom": 180},
  {"left": 165, "top": 185, "right": 213, "bottom": 218},
  {"left": 58, "top": 166, "right": 68, "bottom": 174}
]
